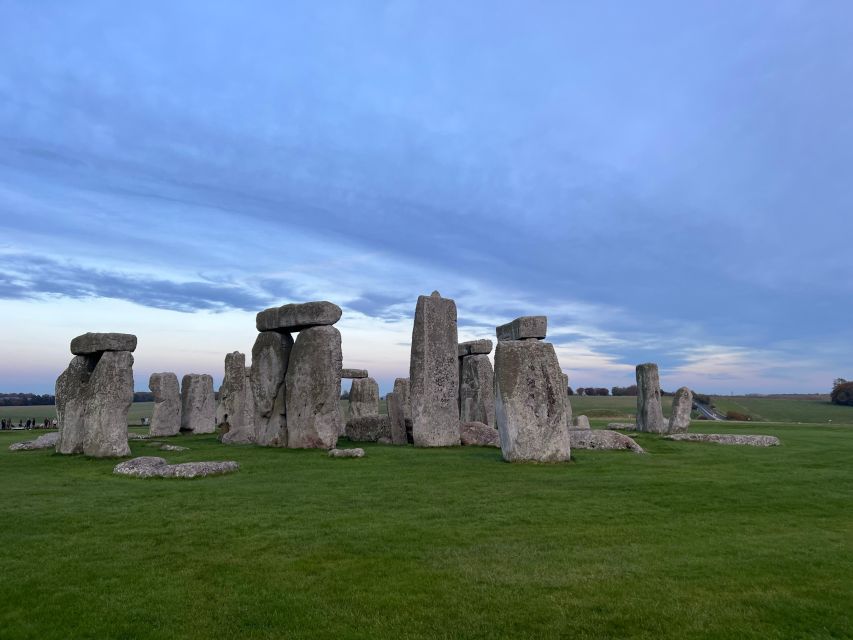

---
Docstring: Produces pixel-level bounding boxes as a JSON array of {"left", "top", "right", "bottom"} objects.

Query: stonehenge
[
  {"left": 250, "top": 330, "right": 292, "bottom": 446},
  {"left": 636, "top": 363, "right": 666, "bottom": 433},
  {"left": 458, "top": 339, "right": 495, "bottom": 427},
  {"left": 216, "top": 352, "right": 256, "bottom": 444},
  {"left": 388, "top": 377, "right": 412, "bottom": 445},
  {"left": 341, "top": 368, "right": 368, "bottom": 379},
  {"left": 459, "top": 421, "right": 500, "bottom": 447},
  {"left": 348, "top": 377, "right": 379, "bottom": 419},
  {"left": 571, "top": 415, "right": 591, "bottom": 430},
  {"left": 496, "top": 316, "right": 547, "bottom": 341},
  {"left": 666, "top": 433, "right": 780, "bottom": 447},
  {"left": 114, "top": 456, "right": 240, "bottom": 478},
  {"left": 149, "top": 372, "right": 181, "bottom": 437},
  {"left": 181, "top": 374, "right": 216, "bottom": 434},
  {"left": 668, "top": 386, "right": 693, "bottom": 433},
  {"left": 345, "top": 415, "right": 392, "bottom": 442}
]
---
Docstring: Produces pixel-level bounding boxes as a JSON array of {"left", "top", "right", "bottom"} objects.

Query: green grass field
[
  {"left": 709, "top": 396, "right": 850, "bottom": 424},
  {"left": 1, "top": 419, "right": 852, "bottom": 639}
]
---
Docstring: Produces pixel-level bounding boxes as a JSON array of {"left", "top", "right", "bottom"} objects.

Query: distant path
[{"left": 694, "top": 401, "right": 726, "bottom": 421}]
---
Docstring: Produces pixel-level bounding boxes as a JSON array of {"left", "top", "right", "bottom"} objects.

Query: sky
[{"left": 0, "top": 0, "right": 851, "bottom": 396}]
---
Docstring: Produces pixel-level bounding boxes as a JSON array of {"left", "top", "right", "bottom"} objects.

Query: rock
[
  {"left": 256, "top": 301, "right": 342, "bottom": 333},
  {"left": 569, "top": 429, "right": 645, "bottom": 453},
  {"left": 459, "top": 354, "right": 495, "bottom": 426},
  {"left": 495, "top": 316, "right": 547, "bottom": 341},
  {"left": 608, "top": 422, "right": 638, "bottom": 430},
  {"left": 70, "top": 332, "right": 137, "bottom": 355},
  {"left": 251, "top": 331, "right": 292, "bottom": 447},
  {"left": 180, "top": 374, "right": 216, "bottom": 434},
  {"left": 349, "top": 377, "right": 380, "bottom": 419},
  {"left": 217, "top": 352, "right": 256, "bottom": 445},
  {"left": 666, "top": 433, "right": 780, "bottom": 447},
  {"left": 149, "top": 372, "right": 181, "bottom": 437},
  {"left": 494, "top": 339, "right": 570, "bottom": 462},
  {"left": 341, "top": 368, "right": 368, "bottom": 379},
  {"left": 388, "top": 378, "right": 411, "bottom": 445},
  {"left": 561, "top": 372, "right": 573, "bottom": 424},
  {"left": 572, "top": 415, "right": 591, "bottom": 430},
  {"left": 127, "top": 433, "right": 149, "bottom": 440},
  {"left": 328, "top": 448, "right": 365, "bottom": 458},
  {"left": 55, "top": 355, "right": 92, "bottom": 455},
  {"left": 636, "top": 363, "right": 666, "bottom": 433},
  {"left": 410, "top": 291, "right": 460, "bottom": 447},
  {"left": 285, "top": 325, "right": 343, "bottom": 448},
  {"left": 668, "top": 387, "right": 693, "bottom": 433},
  {"left": 377, "top": 436, "right": 392, "bottom": 445},
  {"left": 9, "top": 431, "right": 60, "bottom": 451},
  {"left": 113, "top": 456, "right": 169, "bottom": 478},
  {"left": 82, "top": 351, "right": 134, "bottom": 457},
  {"left": 460, "top": 421, "right": 500, "bottom": 447},
  {"left": 113, "top": 456, "right": 239, "bottom": 478},
  {"left": 457, "top": 339, "right": 493, "bottom": 357},
  {"left": 159, "top": 444, "right": 188, "bottom": 451},
  {"left": 345, "top": 415, "right": 391, "bottom": 442}
]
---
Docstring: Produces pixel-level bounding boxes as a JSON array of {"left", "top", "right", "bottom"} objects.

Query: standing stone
[
  {"left": 180, "top": 374, "right": 216, "bottom": 434},
  {"left": 560, "top": 371, "right": 573, "bottom": 424},
  {"left": 149, "top": 372, "right": 181, "bottom": 437},
  {"left": 82, "top": 351, "right": 133, "bottom": 457},
  {"left": 459, "top": 354, "right": 495, "bottom": 426},
  {"left": 56, "top": 355, "right": 93, "bottom": 455},
  {"left": 217, "top": 352, "right": 256, "bottom": 444},
  {"left": 636, "top": 363, "right": 666, "bottom": 433},
  {"left": 251, "top": 331, "right": 292, "bottom": 446},
  {"left": 285, "top": 325, "right": 342, "bottom": 448},
  {"left": 349, "top": 377, "right": 380, "bottom": 419},
  {"left": 668, "top": 386, "right": 693, "bottom": 434},
  {"left": 494, "top": 339, "right": 570, "bottom": 462},
  {"left": 388, "top": 378, "right": 411, "bottom": 445},
  {"left": 410, "top": 291, "right": 460, "bottom": 447}
]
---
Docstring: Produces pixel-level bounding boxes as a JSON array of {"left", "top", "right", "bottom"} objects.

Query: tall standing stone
[
  {"left": 251, "top": 331, "right": 292, "bottom": 446},
  {"left": 459, "top": 354, "right": 495, "bottom": 426},
  {"left": 82, "top": 351, "right": 133, "bottom": 457},
  {"left": 560, "top": 371, "right": 573, "bottom": 424},
  {"left": 410, "top": 291, "right": 460, "bottom": 447},
  {"left": 181, "top": 374, "right": 216, "bottom": 434},
  {"left": 349, "top": 377, "right": 379, "bottom": 419},
  {"left": 217, "top": 352, "right": 256, "bottom": 444},
  {"left": 285, "top": 325, "right": 342, "bottom": 448},
  {"left": 636, "top": 363, "right": 666, "bottom": 433},
  {"left": 668, "top": 386, "right": 693, "bottom": 434},
  {"left": 56, "top": 355, "right": 92, "bottom": 454},
  {"left": 388, "top": 377, "right": 411, "bottom": 445},
  {"left": 149, "top": 372, "right": 181, "bottom": 437}
]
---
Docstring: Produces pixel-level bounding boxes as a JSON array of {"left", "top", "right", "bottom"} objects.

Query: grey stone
[
  {"left": 496, "top": 316, "right": 547, "bottom": 341},
  {"left": 251, "top": 331, "right": 292, "bottom": 447},
  {"left": 460, "top": 421, "right": 500, "bottom": 447},
  {"left": 665, "top": 433, "right": 780, "bottom": 447},
  {"left": 457, "top": 339, "right": 493, "bottom": 357},
  {"left": 70, "top": 332, "right": 137, "bottom": 355},
  {"left": 127, "top": 433, "right": 149, "bottom": 440},
  {"left": 9, "top": 431, "right": 60, "bottom": 451},
  {"left": 561, "top": 372, "right": 573, "bottom": 424},
  {"left": 285, "top": 325, "right": 343, "bottom": 448},
  {"left": 159, "top": 444, "right": 188, "bottom": 451},
  {"left": 55, "top": 355, "right": 92, "bottom": 455},
  {"left": 328, "top": 448, "right": 365, "bottom": 458},
  {"left": 180, "top": 374, "right": 216, "bottom": 434},
  {"left": 636, "top": 363, "right": 666, "bottom": 433},
  {"left": 459, "top": 354, "right": 495, "bottom": 426},
  {"left": 345, "top": 415, "right": 391, "bottom": 442},
  {"left": 82, "top": 351, "right": 134, "bottom": 458},
  {"left": 217, "top": 352, "right": 256, "bottom": 445},
  {"left": 410, "top": 291, "right": 460, "bottom": 447},
  {"left": 349, "top": 377, "right": 380, "bottom": 419},
  {"left": 149, "top": 372, "right": 181, "bottom": 437},
  {"left": 668, "top": 387, "right": 693, "bottom": 433},
  {"left": 341, "top": 368, "right": 368, "bottom": 379},
  {"left": 388, "top": 378, "right": 411, "bottom": 445},
  {"left": 569, "top": 429, "right": 645, "bottom": 453},
  {"left": 378, "top": 436, "right": 392, "bottom": 445},
  {"left": 607, "top": 422, "right": 638, "bottom": 430},
  {"left": 494, "top": 339, "right": 570, "bottom": 462},
  {"left": 572, "top": 415, "right": 591, "bottom": 430},
  {"left": 113, "top": 456, "right": 239, "bottom": 478},
  {"left": 256, "top": 301, "right": 342, "bottom": 333}
]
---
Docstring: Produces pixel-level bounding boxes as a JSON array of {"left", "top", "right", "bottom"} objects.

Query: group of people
[{"left": 0, "top": 417, "right": 56, "bottom": 430}]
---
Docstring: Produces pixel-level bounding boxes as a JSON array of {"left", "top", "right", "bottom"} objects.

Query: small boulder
[
  {"left": 571, "top": 415, "right": 591, "bottom": 430},
  {"left": 459, "top": 421, "right": 500, "bottom": 447},
  {"left": 328, "top": 448, "right": 365, "bottom": 458},
  {"left": 9, "top": 431, "right": 60, "bottom": 451},
  {"left": 569, "top": 429, "right": 645, "bottom": 453}
]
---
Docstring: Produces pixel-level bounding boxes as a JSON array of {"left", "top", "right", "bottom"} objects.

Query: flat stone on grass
[
  {"left": 328, "top": 448, "right": 365, "bottom": 458},
  {"left": 666, "top": 433, "right": 780, "bottom": 447},
  {"left": 9, "top": 432, "right": 59, "bottom": 451},
  {"left": 114, "top": 457, "right": 239, "bottom": 478}
]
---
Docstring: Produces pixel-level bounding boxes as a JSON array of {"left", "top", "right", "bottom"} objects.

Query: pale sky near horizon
[{"left": 1, "top": 1, "right": 851, "bottom": 395}]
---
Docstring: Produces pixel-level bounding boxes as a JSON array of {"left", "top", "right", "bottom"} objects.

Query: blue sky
[{"left": 1, "top": 1, "right": 851, "bottom": 395}]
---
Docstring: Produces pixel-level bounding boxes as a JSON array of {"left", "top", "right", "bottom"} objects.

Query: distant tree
[
  {"left": 595, "top": 387, "right": 610, "bottom": 396},
  {"left": 341, "top": 390, "right": 350, "bottom": 400},
  {"left": 576, "top": 387, "right": 586, "bottom": 396},
  {"left": 831, "top": 381, "right": 853, "bottom": 407},
  {"left": 611, "top": 385, "right": 638, "bottom": 396},
  {"left": 833, "top": 378, "right": 848, "bottom": 390},
  {"left": 566, "top": 386, "right": 574, "bottom": 396}
]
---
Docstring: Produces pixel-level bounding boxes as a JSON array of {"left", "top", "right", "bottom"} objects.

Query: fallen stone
[
  {"left": 349, "top": 377, "right": 380, "bottom": 419},
  {"left": 460, "top": 421, "right": 500, "bottom": 447},
  {"left": 256, "top": 301, "right": 342, "bottom": 333},
  {"left": 159, "top": 444, "right": 188, "bottom": 451},
  {"left": 149, "top": 372, "right": 181, "bottom": 437},
  {"left": 70, "top": 332, "right": 137, "bottom": 355},
  {"left": 607, "top": 422, "right": 638, "bottom": 430},
  {"left": 82, "top": 350, "right": 133, "bottom": 458},
  {"left": 459, "top": 354, "right": 495, "bottom": 426},
  {"left": 251, "top": 331, "right": 292, "bottom": 446},
  {"left": 345, "top": 415, "right": 391, "bottom": 442},
  {"left": 636, "top": 363, "right": 666, "bottom": 433},
  {"left": 328, "top": 448, "right": 365, "bottom": 458},
  {"left": 55, "top": 355, "right": 92, "bottom": 455},
  {"left": 458, "top": 339, "right": 493, "bottom": 357},
  {"left": 668, "top": 386, "right": 693, "bottom": 434},
  {"left": 410, "top": 291, "right": 460, "bottom": 447},
  {"left": 9, "top": 431, "right": 60, "bottom": 451},
  {"left": 113, "top": 456, "right": 239, "bottom": 478},
  {"left": 180, "top": 374, "right": 216, "bottom": 434},
  {"left": 569, "top": 429, "right": 645, "bottom": 453},
  {"left": 341, "top": 368, "right": 368, "bottom": 379},
  {"left": 388, "top": 378, "right": 412, "bottom": 445},
  {"left": 127, "top": 433, "right": 149, "bottom": 440},
  {"left": 218, "top": 352, "right": 256, "bottom": 445},
  {"left": 572, "top": 415, "right": 591, "bottom": 430},
  {"left": 496, "top": 316, "right": 547, "bottom": 342},
  {"left": 666, "top": 433, "right": 780, "bottom": 447}
]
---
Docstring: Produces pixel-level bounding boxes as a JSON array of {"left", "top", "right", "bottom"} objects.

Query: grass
[
  {"left": 709, "top": 396, "right": 852, "bottom": 424},
  {"left": 1, "top": 419, "right": 852, "bottom": 639}
]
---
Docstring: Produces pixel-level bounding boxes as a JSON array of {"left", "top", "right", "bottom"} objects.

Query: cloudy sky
[{"left": 1, "top": 1, "right": 851, "bottom": 395}]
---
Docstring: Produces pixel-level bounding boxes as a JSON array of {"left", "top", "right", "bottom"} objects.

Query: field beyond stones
[{"left": 2, "top": 414, "right": 852, "bottom": 639}]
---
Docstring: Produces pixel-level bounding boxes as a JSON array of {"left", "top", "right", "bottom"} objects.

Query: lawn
[
  {"left": 709, "top": 396, "right": 851, "bottom": 424},
  {"left": 1, "top": 421, "right": 852, "bottom": 639}
]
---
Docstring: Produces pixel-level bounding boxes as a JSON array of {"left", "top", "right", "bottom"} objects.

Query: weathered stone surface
[
  {"left": 113, "top": 456, "right": 239, "bottom": 478},
  {"left": 256, "top": 301, "right": 342, "bottom": 333},
  {"left": 218, "top": 353, "right": 256, "bottom": 445},
  {"left": 329, "top": 448, "right": 365, "bottom": 458},
  {"left": 561, "top": 372, "right": 573, "bottom": 425},
  {"left": 636, "top": 363, "right": 666, "bottom": 433},
  {"left": 569, "top": 429, "right": 645, "bottom": 453},
  {"left": 251, "top": 331, "right": 292, "bottom": 447},
  {"left": 496, "top": 316, "right": 547, "bottom": 342},
  {"left": 71, "top": 332, "right": 137, "bottom": 355},
  {"left": 159, "top": 444, "right": 188, "bottom": 451},
  {"left": 410, "top": 291, "right": 460, "bottom": 447},
  {"left": 572, "top": 415, "right": 591, "bottom": 430},
  {"left": 608, "top": 422, "right": 638, "bottom": 430},
  {"left": 458, "top": 339, "right": 493, "bottom": 357},
  {"left": 494, "top": 340, "right": 570, "bottom": 462},
  {"left": 82, "top": 351, "right": 133, "bottom": 458},
  {"left": 666, "top": 433, "right": 780, "bottom": 447},
  {"left": 349, "top": 377, "right": 380, "bottom": 419},
  {"left": 9, "top": 431, "right": 60, "bottom": 451},
  {"left": 127, "top": 433, "right": 149, "bottom": 440},
  {"left": 180, "top": 374, "right": 215, "bottom": 434},
  {"left": 149, "top": 372, "right": 181, "bottom": 437},
  {"left": 668, "top": 387, "right": 693, "bottom": 433},
  {"left": 345, "top": 415, "right": 391, "bottom": 442},
  {"left": 378, "top": 436, "right": 392, "bottom": 445},
  {"left": 459, "top": 354, "right": 495, "bottom": 426},
  {"left": 55, "top": 355, "right": 92, "bottom": 455},
  {"left": 285, "top": 325, "right": 342, "bottom": 448},
  {"left": 341, "top": 368, "right": 368, "bottom": 379},
  {"left": 388, "top": 378, "right": 411, "bottom": 445},
  {"left": 460, "top": 421, "right": 500, "bottom": 447}
]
